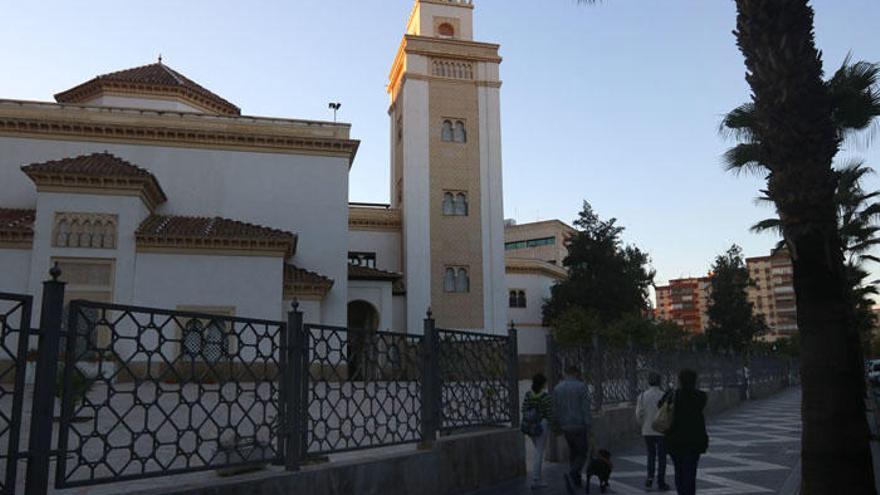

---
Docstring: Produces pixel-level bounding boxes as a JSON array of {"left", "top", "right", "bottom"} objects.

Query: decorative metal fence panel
[
  {"left": 304, "top": 324, "right": 423, "bottom": 455},
  {"left": 436, "top": 328, "right": 514, "bottom": 431},
  {"left": 0, "top": 293, "right": 32, "bottom": 495},
  {"left": 548, "top": 337, "right": 782, "bottom": 410},
  {"left": 55, "top": 300, "right": 285, "bottom": 488}
]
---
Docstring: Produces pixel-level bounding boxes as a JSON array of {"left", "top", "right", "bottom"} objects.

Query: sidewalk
[{"left": 467, "top": 388, "right": 802, "bottom": 495}]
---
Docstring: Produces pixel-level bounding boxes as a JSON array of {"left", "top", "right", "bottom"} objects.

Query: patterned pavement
[{"left": 469, "top": 388, "right": 802, "bottom": 495}]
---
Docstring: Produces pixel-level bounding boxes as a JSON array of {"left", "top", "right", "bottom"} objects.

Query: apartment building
[
  {"left": 653, "top": 276, "right": 712, "bottom": 334},
  {"left": 747, "top": 247, "right": 797, "bottom": 339}
]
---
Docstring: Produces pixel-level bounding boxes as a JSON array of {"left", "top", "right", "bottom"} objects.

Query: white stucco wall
[
  {"left": 348, "top": 230, "right": 402, "bottom": 273},
  {"left": 283, "top": 298, "right": 321, "bottom": 327},
  {"left": 26, "top": 192, "right": 148, "bottom": 325},
  {"left": 478, "top": 62, "right": 507, "bottom": 336},
  {"left": 506, "top": 271, "right": 556, "bottom": 355},
  {"left": 348, "top": 280, "right": 395, "bottom": 332},
  {"left": 82, "top": 95, "right": 206, "bottom": 113},
  {"left": 0, "top": 249, "right": 32, "bottom": 294},
  {"left": 400, "top": 70, "right": 431, "bottom": 335},
  {"left": 393, "top": 294, "right": 408, "bottom": 333},
  {"left": 0, "top": 136, "right": 350, "bottom": 326},
  {"left": 133, "top": 253, "right": 281, "bottom": 321}
]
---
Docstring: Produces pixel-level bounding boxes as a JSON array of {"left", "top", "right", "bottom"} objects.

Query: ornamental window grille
[
  {"left": 442, "top": 120, "right": 454, "bottom": 142},
  {"left": 442, "top": 191, "right": 469, "bottom": 216},
  {"left": 509, "top": 290, "right": 526, "bottom": 308},
  {"left": 444, "top": 267, "right": 469, "bottom": 293},
  {"left": 53, "top": 212, "right": 118, "bottom": 249}
]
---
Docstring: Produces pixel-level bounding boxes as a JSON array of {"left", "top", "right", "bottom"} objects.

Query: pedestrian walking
[
  {"left": 663, "top": 369, "right": 708, "bottom": 495},
  {"left": 635, "top": 372, "right": 670, "bottom": 491},
  {"left": 521, "top": 373, "right": 556, "bottom": 489},
  {"left": 552, "top": 365, "right": 592, "bottom": 494}
]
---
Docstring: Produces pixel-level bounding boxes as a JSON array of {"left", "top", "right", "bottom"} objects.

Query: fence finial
[
  {"left": 509, "top": 319, "right": 515, "bottom": 330},
  {"left": 290, "top": 298, "right": 300, "bottom": 312},
  {"left": 426, "top": 307, "right": 433, "bottom": 320},
  {"left": 49, "top": 262, "right": 62, "bottom": 281}
]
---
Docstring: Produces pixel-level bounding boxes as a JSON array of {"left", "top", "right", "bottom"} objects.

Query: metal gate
[{"left": 0, "top": 293, "right": 33, "bottom": 495}]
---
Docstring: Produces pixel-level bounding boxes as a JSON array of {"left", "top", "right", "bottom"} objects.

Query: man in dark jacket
[
  {"left": 664, "top": 369, "right": 708, "bottom": 495},
  {"left": 552, "top": 365, "right": 592, "bottom": 494}
]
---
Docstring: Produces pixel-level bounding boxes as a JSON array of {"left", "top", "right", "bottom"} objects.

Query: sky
[{"left": 1, "top": 0, "right": 879, "bottom": 286}]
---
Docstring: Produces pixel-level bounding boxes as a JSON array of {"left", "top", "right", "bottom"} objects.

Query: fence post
[
  {"left": 285, "top": 300, "right": 304, "bottom": 471},
  {"left": 420, "top": 309, "right": 439, "bottom": 447},
  {"left": 507, "top": 321, "right": 520, "bottom": 429},
  {"left": 25, "top": 266, "right": 65, "bottom": 495},
  {"left": 591, "top": 333, "right": 603, "bottom": 411}
]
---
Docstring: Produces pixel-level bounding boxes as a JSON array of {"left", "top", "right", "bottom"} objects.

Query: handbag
[{"left": 652, "top": 390, "right": 675, "bottom": 433}]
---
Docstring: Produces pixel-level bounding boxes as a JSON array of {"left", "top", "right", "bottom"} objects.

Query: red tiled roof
[
  {"left": 21, "top": 153, "right": 167, "bottom": 208},
  {"left": 136, "top": 214, "right": 297, "bottom": 257},
  {"left": 54, "top": 62, "right": 241, "bottom": 115},
  {"left": 348, "top": 264, "right": 402, "bottom": 281},
  {"left": 0, "top": 208, "right": 35, "bottom": 246},
  {"left": 23, "top": 152, "right": 153, "bottom": 178},
  {"left": 0, "top": 208, "right": 35, "bottom": 233},
  {"left": 284, "top": 264, "right": 334, "bottom": 298}
]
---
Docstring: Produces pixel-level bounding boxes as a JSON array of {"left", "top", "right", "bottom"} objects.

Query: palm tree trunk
[{"left": 734, "top": 1, "right": 875, "bottom": 493}]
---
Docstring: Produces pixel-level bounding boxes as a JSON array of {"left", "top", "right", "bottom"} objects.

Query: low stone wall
[{"left": 131, "top": 428, "right": 525, "bottom": 495}]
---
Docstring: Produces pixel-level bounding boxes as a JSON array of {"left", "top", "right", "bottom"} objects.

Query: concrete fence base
[{"left": 131, "top": 428, "right": 526, "bottom": 495}]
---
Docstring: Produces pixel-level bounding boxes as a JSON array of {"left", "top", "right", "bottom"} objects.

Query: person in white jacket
[{"left": 635, "top": 372, "right": 670, "bottom": 491}]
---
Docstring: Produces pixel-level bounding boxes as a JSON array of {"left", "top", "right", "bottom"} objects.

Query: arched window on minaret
[
  {"left": 442, "top": 192, "right": 455, "bottom": 215},
  {"left": 454, "top": 121, "right": 467, "bottom": 143},
  {"left": 441, "top": 120, "right": 454, "bottom": 142},
  {"left": 437, "top": 23, "right": 455, "bottom": 38},
  {"left": 454, "top": 192, "right": 468, "bottom": 216},
  {"left": 455, "top": 268, "right": 470, "bottom": 293},
  {"left": 444, "top": 268, "right": 457, "bottom": 292}
]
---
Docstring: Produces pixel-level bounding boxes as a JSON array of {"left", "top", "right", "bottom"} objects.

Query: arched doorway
[{"left": 347, "top": 300, "right": 379, "bottom": 380}]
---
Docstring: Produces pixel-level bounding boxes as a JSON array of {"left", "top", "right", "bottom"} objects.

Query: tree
[
  {"left": 729, "top": 3, "right": 877, "bottom": 491},
  {"left": 542, "top": 201, "right": 655, "bottom": 330},
  {"left": 575, "top": 0, "right": 879, "bottom": 491},
  {"left": 748, "top": 162, "right": 880, "bottom": 352},
  {"left": 705, "top": 245, "right": 767, "bottom": 352},
  {"left": 579, "top": 0, "right": 877, "bottom": 488}
]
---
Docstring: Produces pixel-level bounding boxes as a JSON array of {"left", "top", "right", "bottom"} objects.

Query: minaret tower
[{"left": 388, "top": 0, "right": 506, "bottom": 333}]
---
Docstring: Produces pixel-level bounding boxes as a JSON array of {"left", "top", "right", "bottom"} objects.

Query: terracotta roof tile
[
  {"left": 348, "top": 264, "right": 402, "bottom": 281},
  {"left": 23, "top": 152, "right": 153, "bottom": 178},
  {"left": 21, "top": 153, "right": 167, "bottom": 209},
  {"left": 136, "top": 214, "right": 297, "bottom": 257},
  {"left": 0, "top": 208, "right": 35, "bottom": 233},
  {"left": 54, "top": 62, "right": 241, "bottom": 115},
  {"left": 0, "top": 208, "right": 35, "bottom": 247},
  {"left": 284, "top": 264, "right": 334, "bottom": 298}
]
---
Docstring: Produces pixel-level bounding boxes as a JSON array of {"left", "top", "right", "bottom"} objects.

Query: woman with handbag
[
  {"left": 660, "top": 369, "right": 709, "bottom": 495},
  {"left": 521, "top": 373, "right": 557, "bottom": 489}
]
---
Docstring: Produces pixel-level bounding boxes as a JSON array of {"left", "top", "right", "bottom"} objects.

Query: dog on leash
[{"left": 585, "top": 449, "right": 613, "bottom": 494}]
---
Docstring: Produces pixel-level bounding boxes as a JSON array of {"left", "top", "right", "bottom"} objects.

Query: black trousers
[
  {"left": 645, "top": 435, "right": 667, "bottom": 482},
  {"left": 563, "top": 428, "right": 589, "bottom": 478},
  {"left": 671, "top": 452, "right": 700, "bottom": 495}
]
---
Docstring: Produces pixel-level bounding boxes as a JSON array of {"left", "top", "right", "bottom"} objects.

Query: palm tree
[
  {"left": 577, "top": 0, "right": 879, "bottom": 491},
  {"left": 747, "top": 161, "right": 880, "bottom": 349}
]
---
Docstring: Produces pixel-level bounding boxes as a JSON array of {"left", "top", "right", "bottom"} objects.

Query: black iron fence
[
  {"left": 547, "top": 334, "right": 798, "bottom": 410},
  {"left": 0, "top": 293, "right": 32, "bottom": 495},
  {"left": 0, "top": 270, "right": 519, "bottom": 494}
]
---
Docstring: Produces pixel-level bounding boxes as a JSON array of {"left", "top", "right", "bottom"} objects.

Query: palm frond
[
  {"left": 750, "top": 218, "right": 783, "bottom": 235},
  {"left": 723, "top": 143, "right": 768, "bottom": 176},
  {"left": 828, "top": 57, "right": 880, "bottom": 134},
  {"left": 719, "top": 103, "right": 758, "bottom": 141}
]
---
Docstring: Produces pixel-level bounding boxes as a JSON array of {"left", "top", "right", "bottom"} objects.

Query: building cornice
[
  {"left": 28, "top": 178, "right": 166, "bottom": 212},
  {"left": 505, "top": 257, "right": 568, "bottom": 280},
  {"left": 349, "top": 206, "right": 402, "bottom": 232},
  {"left": 0, "top": 99, "right": 360, "bottom": 165},
  {"left": 57, "top": 83, "right": 238, "bottom": 116},
  {"left": 135, "top": 240, "right": 292, "bottom": 258}
]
